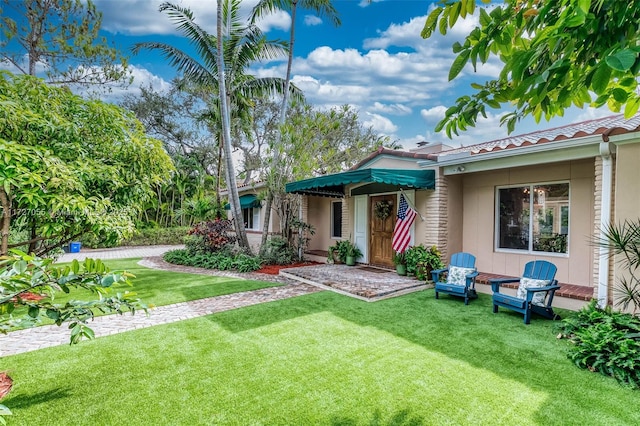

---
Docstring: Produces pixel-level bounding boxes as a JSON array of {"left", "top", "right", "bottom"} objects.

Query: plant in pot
[
  {"left": 344, "top": 242, "right": 363, "bottom": 266},
  {"left": 393, "top": 251, "right": 407, "bottom": 276}
]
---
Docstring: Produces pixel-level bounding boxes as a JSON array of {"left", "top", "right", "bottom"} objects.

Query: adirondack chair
[
  {"left": 490, "top": 260, "right": 561, "bottom": 324},
  {"left": 431, "top": 252, "right": 479, "bottom": 305}
]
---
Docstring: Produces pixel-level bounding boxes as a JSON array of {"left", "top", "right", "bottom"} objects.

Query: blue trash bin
[{"left": 70, "top": 242, "right": 82, "bottom": 253}]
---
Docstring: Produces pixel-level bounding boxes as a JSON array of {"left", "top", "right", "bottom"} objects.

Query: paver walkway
[{"left": 1, "top": 246, "right": 321, "bottom": 357}]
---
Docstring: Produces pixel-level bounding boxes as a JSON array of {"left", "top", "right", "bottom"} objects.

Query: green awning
[
  {"left": 285, "top": 168, "right": 435, "bottom": 197},
  {"left": 224, "top": 194, "right": 261, "bottom": 210}
]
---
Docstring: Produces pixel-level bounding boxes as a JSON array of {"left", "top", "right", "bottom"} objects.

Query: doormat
[{"left": 358, "top": 266, "right": 392, "bottom": 273}]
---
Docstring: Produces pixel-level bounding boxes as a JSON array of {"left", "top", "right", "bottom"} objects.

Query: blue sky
[{"left": 7, "top": 0, "right": 614, "bottom": 149}]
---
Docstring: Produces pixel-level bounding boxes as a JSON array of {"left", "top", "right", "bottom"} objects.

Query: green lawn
[
  {"left": 1, "top": 289, "right": 637, "bottom": 425},
  {"left": 51, "top": 258, "right": 282, "bottom": 308}
]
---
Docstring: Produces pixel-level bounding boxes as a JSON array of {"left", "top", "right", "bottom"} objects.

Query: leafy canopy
[
  {"left": 422, "top": 0, "right": 640, "bottom": 136},
  {"left": 0, "top": 71, "right": 173, "bottom": 255}
]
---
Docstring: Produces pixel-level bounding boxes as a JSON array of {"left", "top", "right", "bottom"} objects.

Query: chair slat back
[
  {"left": 450, "top": 252, "right": 476, "bottom": 269},
  {"left": 522, "top": 260, "right": 557, "bottom": 281}
]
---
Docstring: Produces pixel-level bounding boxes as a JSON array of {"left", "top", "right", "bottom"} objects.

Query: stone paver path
[
  {"left": 0, "top": 283, "right": 320, "bottom": 357},
  {"left": 1, "top": 246, "right": 321, "bottom": 357}
]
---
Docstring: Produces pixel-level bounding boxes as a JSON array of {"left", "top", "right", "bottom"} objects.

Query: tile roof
[{"left": 437, "top": 114, "right": 640, "bottom": 157}]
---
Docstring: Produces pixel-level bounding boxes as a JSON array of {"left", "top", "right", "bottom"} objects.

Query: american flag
[{"left": 392, "top": 194, "right": 416, "bottom": 253}]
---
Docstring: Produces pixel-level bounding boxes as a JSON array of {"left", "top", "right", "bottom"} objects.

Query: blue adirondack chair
[
  {"left": 490, "top": 260, "right": 561, "bottom": 324},
  {"left": 431, "top": 252, "right": 479, "bottom": 305}
]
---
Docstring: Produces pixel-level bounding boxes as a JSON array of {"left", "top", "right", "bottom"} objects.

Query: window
[
  {"left": 331, "top": 201, "right": 342, "bottom": 238},
  {"left": 242, "top": 207, "right": 260, "bottom": 231},
  {"left": 496, "top": 183, "right": 569, "bottom": 254}
]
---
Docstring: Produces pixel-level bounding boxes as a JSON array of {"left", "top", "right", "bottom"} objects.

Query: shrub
[
  {"left": 261, "top": 237, "right": 296, "bottom": 265},
  {"left": 163, "top": 249, "right": 261, "bottom": 273},
  {"left": 557, "top": 300, "right": 640, "bottom": 389},
  {"left": 122, "top": 227, "right": 189, "bottom": 246},
  {"left": 186, "top": 220, "right": 237, "bottom": 254},
  {"left": 405, "top": 245, "right": 443, "bottom": 280}
]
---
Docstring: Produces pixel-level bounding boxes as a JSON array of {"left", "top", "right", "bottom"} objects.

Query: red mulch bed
[{"left": 256, "top": 262, "right": 319, "bottom": 275}]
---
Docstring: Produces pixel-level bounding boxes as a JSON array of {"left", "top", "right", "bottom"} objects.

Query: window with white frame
[
  {"left": 496, "top": 182, "right": 569, "bottom": 254},
  {"left": 242, "top": 207, "right": 260, "bottom": 231},
  {"left": 331, "top": 201, "right": 342, "bottom": 239}
]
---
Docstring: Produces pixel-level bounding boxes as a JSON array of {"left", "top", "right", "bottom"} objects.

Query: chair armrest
[
  {"left": 466, "top": 271, "right": 479, "bottom": 279},
  {"left": 431, "top": 268, "right": 448, "bottom": 283},
  {"left": 526, "top": 285, "right": 560, "bottom": 293},
  {"left": 489, "top": 277, "right": 519, "bottom": 293}
]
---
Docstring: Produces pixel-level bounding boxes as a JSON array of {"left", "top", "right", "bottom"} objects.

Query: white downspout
[{"left": 597, "top": 140, "right": 613, "bottom": 308}]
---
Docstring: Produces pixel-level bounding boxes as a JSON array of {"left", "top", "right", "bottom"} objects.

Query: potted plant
[
  {"left": 344, "top": 242, "right": 362, "bottom": 266},
  {"left": 393, "top": 251, "right": 407, "bottom": 276}
]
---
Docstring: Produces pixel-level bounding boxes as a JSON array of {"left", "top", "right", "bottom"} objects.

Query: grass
[
  {"left": 50, "top": 258, "right": 282, "bottom": 308},
  {"left": 2, "top": 289, "right": 638, "bottom": 425},
  {"left": 8, "top": 258, "right": 282, "bottom": 329}
]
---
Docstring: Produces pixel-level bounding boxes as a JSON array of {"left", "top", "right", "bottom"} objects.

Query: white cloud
[
  {"left": 369, "top": 102, "right": 412, "bottom": 115},
  {"left": 359, "top": 0, "right": 386, "bottom": 8},
  {"left": 420, "top": 106, "right": 448, "bottom": 123},
  {"left": 362, "top": 112, "right": 398, "bottom": 134},
  {"left": 304, "top": 15, "right": 322, "bottom": 26},
  {"left": 94, "top": 0, "right": 290, "bottom": 35}
]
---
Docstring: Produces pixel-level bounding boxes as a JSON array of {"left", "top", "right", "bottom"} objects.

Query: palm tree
[
  {"left": 133, "top": 0, "right": 299, "bottom": 251},
  {"left": 251, "top": 0, "right": 340, "bottom": 253}
]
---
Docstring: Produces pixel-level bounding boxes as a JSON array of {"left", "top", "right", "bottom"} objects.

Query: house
[
  {"left": 222, "top": 181, "right": 280, "bottom": 251},
  {"left": 285, "top": 114, "right": 640, "bottom": 310}
]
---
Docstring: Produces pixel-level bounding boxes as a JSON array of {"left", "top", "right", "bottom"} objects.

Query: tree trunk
[
  {"left": 259, "top": 193, "right": 273, "bottom": 255},
  {"left": 0, "top": 188, "right": 11, "bottom": 256},
  {"left": 216, "top": 0, "right": 251, "bottom": 253}
]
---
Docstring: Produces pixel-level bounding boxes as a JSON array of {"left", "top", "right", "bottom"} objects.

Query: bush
[
  {"left": 81, "top": 227, "right": 189, "bottom": 248},
  {"left": 405, "top": 245, "right": 443, "bottom": 280},
  {"left": 557, "top": 300, "right": 640, "bottom": 389},
  {"left": 163, "top": 249, "right": 261, "bottom": 273},
  {"left": 122, "top": 227, "right": 189, "bottom": 246},
  {"left": 186, "top": 220, "right": 237, "bottom": 254},
  {"left": 261, "top": 237, "right": 296, "bottom": 265}
]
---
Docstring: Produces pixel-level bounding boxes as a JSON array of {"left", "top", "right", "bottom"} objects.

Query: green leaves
[
  {"left": 1, "top": 251, "right": 147, "bottom": 340},
  {"left": 0, "top": 72, "right": 173, "bottom": 256},
  {"left": 448, "top": 50, "right": 470, "bottom": 81},
  {"left": 605, "top": 49, "right": 638, "bottom": 72},
  {"left": 422, "top": 0, "right": 640, "bottom": 135}
]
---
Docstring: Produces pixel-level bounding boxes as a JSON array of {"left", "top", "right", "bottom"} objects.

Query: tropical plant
[
  {"left": 422, "top": 0, "right": 640, "bottom": 136},
  {"left": 405, "top": 245, "right": 444, "bottom": 280},
  {"left": 392, "top": 251, "right": 407, "bottom": 266},
  {"left": 260, "top": 236, "right": 296, "bottom": 265},
  {"left": 557, "top": 300, "right": 640, "bottom": 389},
  {"left": 0, "top": 71, "right": 173, "bottom": 256},
  {"left": 594, "top": 219, "right": 640, "bottom": 314},
  {"left": 185, "top": 219, "right": 237, "bottom": 254},
  {"left": 251, "top": 0, "right": 341, "bottom": 253},
  {"left": 132, "top": 1, "right": 298, "bottom": 253}
]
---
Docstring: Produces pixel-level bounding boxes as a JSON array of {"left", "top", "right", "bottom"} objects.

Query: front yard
[{"left": 1, "top": 263, "right": 637, "bottom": 425}]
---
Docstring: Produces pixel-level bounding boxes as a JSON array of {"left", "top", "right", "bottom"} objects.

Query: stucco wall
[
  {"left": 612, "top": 143, "right": 640, "bottom": 307},
  {"left": 614, "top": 143, "right": 640, "bottom": 221},
  {"left": 306, "top": 195, "right": 342, "bottom": 251},
  {"left": 460, "top": 159, "right": 595, "bottom": 286}
]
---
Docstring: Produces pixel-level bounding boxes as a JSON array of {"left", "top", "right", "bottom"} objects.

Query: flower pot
[
  {"left": 345, "top": 255, "right": 356, "bottom": 266},
  {"left": 395, "top": 264, "right": 407, "bottom": 276}
]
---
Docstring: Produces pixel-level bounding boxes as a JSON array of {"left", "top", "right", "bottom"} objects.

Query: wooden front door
[{"left": 369, "top": 194, "right": 396, "bottom": 267}]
